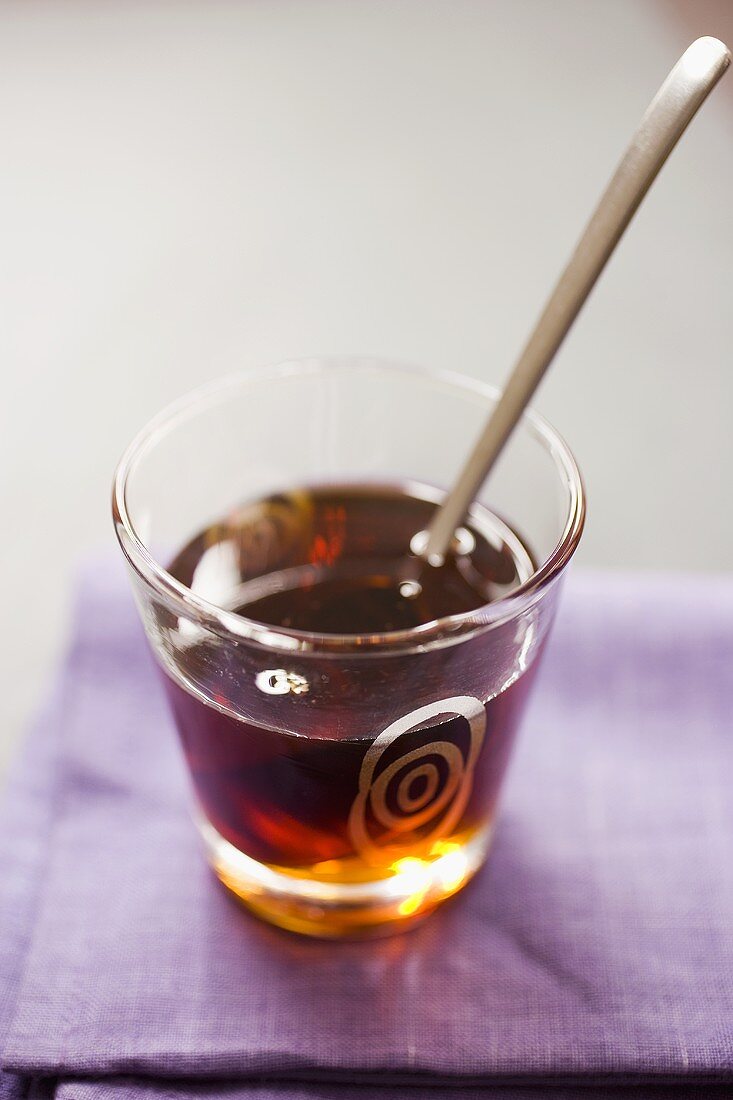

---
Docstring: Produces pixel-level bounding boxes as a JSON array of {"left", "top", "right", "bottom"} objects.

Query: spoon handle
[{"left": 422, "top": 36, "right": 730, "bottom": 566}]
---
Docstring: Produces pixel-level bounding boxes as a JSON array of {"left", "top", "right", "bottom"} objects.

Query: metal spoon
[{"left": 418, "top": 36, "right": 730, "bottom": 566}]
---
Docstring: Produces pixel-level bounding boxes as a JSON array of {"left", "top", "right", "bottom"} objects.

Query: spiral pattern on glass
[{"left": 348, "top": 695, "right": 486, "bottom": 865}]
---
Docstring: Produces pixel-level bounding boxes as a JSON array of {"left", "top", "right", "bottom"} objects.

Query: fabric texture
[
  {"left": 0, "top": 674, "right": 63, "bottom": 1099},
  {"left": 1, "top": 562, "right": 732, "bottom": 1099}
]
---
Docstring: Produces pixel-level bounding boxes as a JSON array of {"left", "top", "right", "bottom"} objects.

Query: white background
[{"left": 1, "top": 0, "right": 732, "bottom": 769}]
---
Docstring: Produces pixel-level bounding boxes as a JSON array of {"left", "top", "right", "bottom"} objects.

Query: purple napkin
[
  {"left": 0, "top": 676, "right": 63, "bottom": 1100},
  {"left": 1, "top": 562, "right": 732, "bottom": 1099}
]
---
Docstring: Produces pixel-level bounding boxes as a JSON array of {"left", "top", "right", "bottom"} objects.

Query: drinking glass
[{"left": 112, "top": 358, "right": 584, "bottom": 937}]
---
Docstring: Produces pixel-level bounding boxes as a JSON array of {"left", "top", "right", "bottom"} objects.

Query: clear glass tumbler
[{"left": 112, "top": 358, "right": 584, "bottom": 937}]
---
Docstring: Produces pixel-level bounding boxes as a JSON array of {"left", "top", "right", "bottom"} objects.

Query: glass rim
[{"left": 112, "top": 357, "right": 585, "bottom": 653}]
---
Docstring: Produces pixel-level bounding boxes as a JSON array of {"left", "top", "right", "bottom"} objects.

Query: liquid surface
[{"left": 168, "top": 483, "right": 534, "bottom": 634}]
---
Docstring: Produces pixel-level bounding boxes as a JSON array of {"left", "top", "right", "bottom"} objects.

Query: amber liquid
[{"left": 163, "top": 485, "right": 539, "bottom": 934}]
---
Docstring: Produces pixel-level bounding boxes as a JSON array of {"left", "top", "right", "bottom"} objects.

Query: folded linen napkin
[
  {"left": 1, "top": 563, "right": 732, "bottom": 1098},
  {"left": 0, "top": 683, "right": 61, "bottom": 1100}
]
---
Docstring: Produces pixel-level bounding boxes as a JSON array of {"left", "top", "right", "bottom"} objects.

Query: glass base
[{"left": 198, "top": 818, "right": 493, "bottom": 938}]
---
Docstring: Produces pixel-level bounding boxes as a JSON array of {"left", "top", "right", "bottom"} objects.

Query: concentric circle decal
[{"left": 348, "top": 695, "right": 486, "bottom": 864}]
